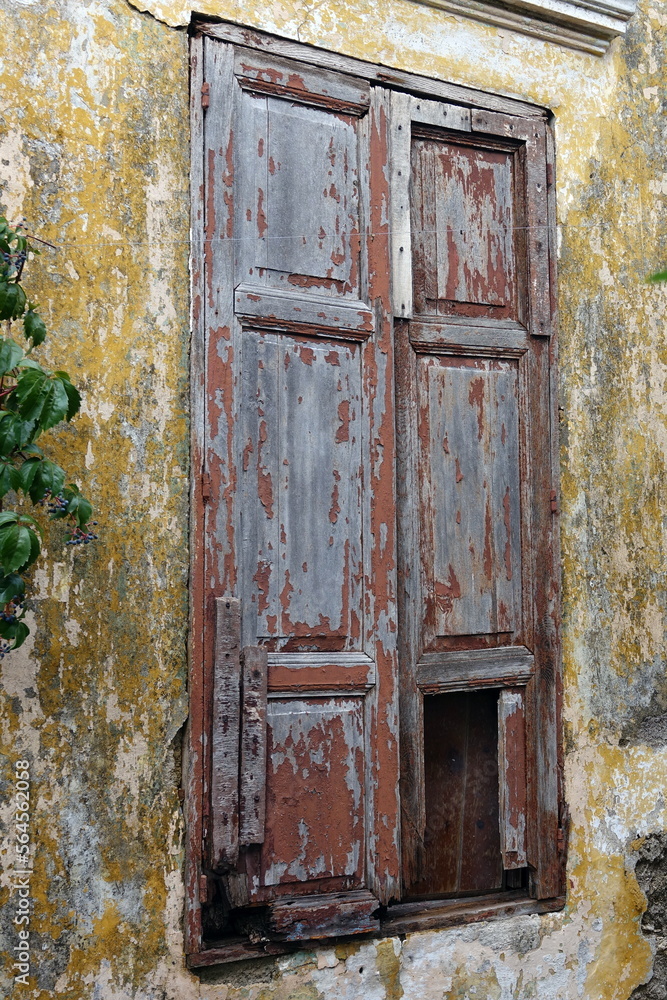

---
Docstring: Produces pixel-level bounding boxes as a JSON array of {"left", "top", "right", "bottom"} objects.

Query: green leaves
[
  {"left": 648, "top": 270, "right": 667, "bottom": 283},
  {"left": 0, "top": 281, "right": 26, "bottom": 320},
  {"left": 0, "top": 337, "right": 23, "bottom": 374},
  {"left": 0, "top": 215, "right": 95, "bottom": 653},
  {"left": 61, "top": 484, "right": 93, "bottom": 527},
  {"left": 13, "top": 367, "right": 79, "bottom": 432},
  {"left": 0, "top": 513, "right": 41, "bottom": 573},
  {"left": 23, "top": 309, "right": 46, "bottom": 347}
]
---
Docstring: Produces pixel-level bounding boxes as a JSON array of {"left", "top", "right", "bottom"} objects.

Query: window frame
[{"left": 185, "top": 20, "right": 565, "bottom": 968}]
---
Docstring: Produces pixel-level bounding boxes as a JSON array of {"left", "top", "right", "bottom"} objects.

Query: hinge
[
  {"left": 202, "top": 472, "right": 212, "bottom": 502},
  {"left": 546, "top": 162, "right": 554, "bottom": 189},
  {"left": 201, "top": 82, "right": 210, "bottom": 110},
  {"left": 199, "top": 873, "right": 209, "bottom": 904},
  {"left": 550, "top": 489, "right": 559, "bottom": 515}
]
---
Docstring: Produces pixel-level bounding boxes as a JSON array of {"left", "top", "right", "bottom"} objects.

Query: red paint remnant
[
  {"left": 503, "top": 486, "right": 513, "bottom": 580},
  {"left": 329, "top": 536, "right": 334, "bottom": 546},
  {"left": 468, "top": 376, "right": 485, "bottom": 440},
  {"left": 257, "top": 189, "right": 267, "bottom": 238},
  {"left": 483, "top": 499, "right": 493, "bottom": 580},
  {"left": 266, "top": 614, "right": 278, "bottom": 635},
  {"left": 501, "top": 422, "right": 507, "bottom": 446},
  {"left": 247, "top": 293, "right": 261, "bottom": 302},
  {"left": 325, "top": 350, "right": 340, "bottom": 366},
  {"left": 329, "top": 470, "right": 341, "bottom": 524},
  {"left": 456, "top": 510, "right": 461, "bottom": 524},
  {"left": 287, "top": 273, "right": 346, "bottom": 292},
  {"left": 246, "top": 208, "right": 252, "bottom": 222},
  {"left": 240, "top": 62, "right": 284, "bottom": 84},
  {"left": 257, "top": 419, "right": 275, "bottom": 518},
  {"left": 254, "top": 560, "right": 272, "bottom": 615},
  {"left": 286, "top": 72, "right": 307, "bottom": 92},
  {"left": 280, "top": 572, "right": 294, "bottom": 623},
  {"left": 242, "top": 437, "right": 254, "bottom": 472},
  {"left": 335, "top": 400, "right": 350, "bottom": 443},
  {"left": 280, "top": 524, "right": 287, "bottom": 545},
  {"left": 455, "top": 457, "right": 464, "bottom": 483},
  {"left": 298, "top": 345, "right": 316, "bottom": 366},
  {"left": 269, "top": 156, "right": 276, "bottom": 175},
  {"left": 258, "top": 137, "right": 264, "bottom": 157},
  {"left": 330, "top": 250, "right": 346, "bottom": 266},
  {"left": 443, "top": 434, "right": 450, "bottom": 454},
  {"left": 284, "top": 352, "right": 290, "bottom": 370},
  {"left": 302, "top": 562, "right": 308, "bottom": 573},
  {"left": 434, "top": 565, "right": 462, "bottom": 614}
]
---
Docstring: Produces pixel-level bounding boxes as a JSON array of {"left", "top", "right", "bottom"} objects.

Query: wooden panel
[
  {"left": 417, "top": 356, "right": 521, "bottom": 640},
  {"left": 259, "top": 697, "right": 366, "bottom": 888},
  {"left": 417, "top": 646, "right": 534, "bottom": 692},
  {"left": 267, "top": 652, "right": 375, "bottom": 693},
  {"left": 408, "top": 690, "right": 502, "bottom": 897},
  {"left": 498, "top": 687, "right": 527, "bottom": 868},
  {"left": 234, "top": 46, "right": 370, "bottom": 112},
  {"left": 234, "top": 88, "right": 365, "bottom": 304},
  {"left": 234, "top": 285, "right": 373, "bottom": 336},
  {"left": 411, "top": 97, "right": 471, "bottom": 132},
  {"left": 239, "top": 646, "right": 268, "bottom": 845},
  {"left": 211, "top": 597, "right": 242, "bottom": 871},
  {"left": 269, "top": 890, "right": 379, "bottom": 940},
  {"left": 240, "top": 331, "right": 363, "bottom": 649},
  {"left": 411, "top": 138, "right": 516, "bottom": 318}
]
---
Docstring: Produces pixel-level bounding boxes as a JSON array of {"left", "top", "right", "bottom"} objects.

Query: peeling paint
[{"left": 1, "top": 0, "right": 667, "bottom": 996}]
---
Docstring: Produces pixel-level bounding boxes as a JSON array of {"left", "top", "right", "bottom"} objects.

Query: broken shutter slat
[
  {"left": 239, "top": 645, "right": 268, "bottom": 845},
  {"left": 211, "top": 596, "right": 242, "bottom": 871},
  {"left": 498, "top": 687, "right": 528, "bottom": 869},
  {"left": 268, "top": 890, "right": 380, "bottom": 940}
]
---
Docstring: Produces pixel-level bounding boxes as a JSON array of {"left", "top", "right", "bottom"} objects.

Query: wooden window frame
[{"left": 185, "top": 19, "right": 565, "bottom": 967}]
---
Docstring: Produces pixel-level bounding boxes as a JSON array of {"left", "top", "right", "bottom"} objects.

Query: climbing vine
[{"left": 0, "top": 217, "right": 95, "bottom": 652}]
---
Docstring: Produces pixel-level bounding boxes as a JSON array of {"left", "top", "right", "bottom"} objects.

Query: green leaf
[
  {"left": 0, "top": 523, "right": 32, "bottom": 572},
  {"left": 14, "top": 370, "right": 70, "bottom": 431},
  {"left": 12, "top": 622, "right": 30, "bottom": 650},
  {"left": 0, "top": 572, "right": 25, "bottom": 604},
  {"left": 0, "top": 337, "right": 24, "bottom": 375},
  {"left": 0, "top": 412, "right": 35, "bottom": 456},
  {"left": 39, "top": 379, "right": 70, "bottom": 430},
  {"left": 0, "top": 462, "right": 20, "bottom": 498},
  {"left": 648, "top": 269, "right": 667, "bottom": 283},
  {"left": 26, "top": 458, "right": 65, "bottom": 503},
  {"left": 0, "top": 512, "right": 18, "bottom": 528},
  {"left": 0, "top": 281, "right": 26, "bottom": 320},
  {"left": 23, "top": 309, "right": 46, "bottom": 347},
  {"left": 61, "top": 379, "right": 81, "bottom": 420}
]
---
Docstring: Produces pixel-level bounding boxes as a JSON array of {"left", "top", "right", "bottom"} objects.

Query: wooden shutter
[
  {"left": 199, "top": 40, "right": 400, "bottom": 940},
  {"left": 392, "top": 95, "right": 560, "bottom": 899}
]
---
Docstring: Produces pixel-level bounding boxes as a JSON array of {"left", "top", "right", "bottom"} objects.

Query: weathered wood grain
[
  {"left": 210, "top": 597, "right": 242, "bottom": 871},
  {"left": 269, "top": 890, "right": 380, "bottom": 939},
  {"left": 498, "top": 687, "right": 528, "bottom": 868},
  {"left": 239, "top": 645, "right": 268, "bottom": 845},
  {"left": 198, "top": 20, "right": 549, "bottom": 119}
]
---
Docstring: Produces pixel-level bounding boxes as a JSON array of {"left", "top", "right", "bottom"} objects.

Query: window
[{"left": 186, "top": 22, "right": 563, "bottom": 965}]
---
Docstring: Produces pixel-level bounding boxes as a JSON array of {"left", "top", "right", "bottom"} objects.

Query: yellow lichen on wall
[{"left": 1, "top": 0, "right": 667, "bottom": 996}]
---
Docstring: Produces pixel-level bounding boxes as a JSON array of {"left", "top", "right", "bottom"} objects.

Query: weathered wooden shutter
[
  {"left": 391, "top": 95, "right": 560, "bottom": 899},
  {"left": 200, "top": 39, "right": 400, "bottom": 939}
]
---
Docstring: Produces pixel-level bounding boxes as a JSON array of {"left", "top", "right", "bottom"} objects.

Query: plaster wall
[{"left": 1, "top": 0, "right": 667, "bottom": 997}]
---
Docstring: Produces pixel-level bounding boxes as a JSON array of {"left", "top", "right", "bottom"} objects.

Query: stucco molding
[{"left": 407, "top": 0, "right": 637, "bottom": 54}]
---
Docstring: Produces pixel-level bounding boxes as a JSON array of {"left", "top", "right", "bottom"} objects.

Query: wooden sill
[
  {"left": 381, "top": 891, "right": 566, "bottom": 935},
  {"left": 187, "top": 892, "right": 566, "bottom": 967}
]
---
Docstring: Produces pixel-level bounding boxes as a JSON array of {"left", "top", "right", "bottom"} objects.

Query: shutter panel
[
  {"left": 202, "top": 41, "right": 400, "bottom": 940},
  {"left": 393, "top": 95, "right": 559, "bottom": 898}
]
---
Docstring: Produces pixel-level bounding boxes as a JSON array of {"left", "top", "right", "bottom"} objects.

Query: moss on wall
[{"left": 0, "top": 0, "right": 667, "bottom": 996}]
